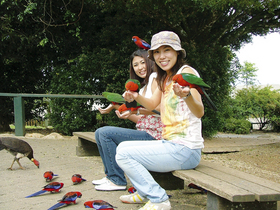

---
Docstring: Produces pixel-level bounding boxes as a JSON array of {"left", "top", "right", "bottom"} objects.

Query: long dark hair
[
  {"left": 129, "top": 49, "right": 154, "bottom": 88},
  {"left": 154, "top": 51, "right": 186, "bottom": 91}
]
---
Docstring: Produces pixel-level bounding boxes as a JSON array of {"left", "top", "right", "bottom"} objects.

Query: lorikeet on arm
[{"left": 172, "top": 73, "right": 218, "bottom": 111}]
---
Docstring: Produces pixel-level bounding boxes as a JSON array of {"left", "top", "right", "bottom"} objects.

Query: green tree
[
  {"left": 238, "top": 61, "right": 259, "bottom": 86},
  {"left": 232, "top": 86, "right": 280, "bottom": 130},
  {"left": 1, "top": 0, "right": 280, "bottom": 136}
]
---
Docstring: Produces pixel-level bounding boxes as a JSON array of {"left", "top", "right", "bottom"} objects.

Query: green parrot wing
[
  {"left": 181, "top": 73, "right": 210, "bottom": 88},
  {"left": 102, "top": 92, "right": 125, "bottom": 104}
]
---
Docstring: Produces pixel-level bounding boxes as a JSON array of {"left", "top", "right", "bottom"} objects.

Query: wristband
[{"left": 182, "top": 92, "right": 191, "bottom": 100}]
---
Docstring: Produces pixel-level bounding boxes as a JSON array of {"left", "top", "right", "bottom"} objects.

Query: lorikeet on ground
[
  {"left": 44, "top": 171, "right": 58, "bottom": 182},
  {"left": 71, "top": 174, "right": 86, "bottom": 185},
  {"left": 128, "top": 186, "right": 137, "bottom": 194},
  {"left": 25, "top": 182, "right": 64, "bottom": 198},
  {"left": 172, "top": 73, "right": 218, "bottom": 111},
  {"left": 132, "top": 36, "right": 151, "bottom": 50},
  {"left": 84, "top": 200, "right": 116, "bottom": 209},
  {"left": 47, "top": 191, "right": 82, "bottom": 210}
]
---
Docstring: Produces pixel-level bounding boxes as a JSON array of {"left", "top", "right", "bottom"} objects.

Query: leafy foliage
[
  {"left": 1, "top": 0, "right": 280, "bottom": 135},
  {"left": 237, "top": 61, "right": 259, "bottom": 86},
  {"left": 222, "top": 118, "right": 252, "bottom": 134},
  {"left": 231, "top": 86, "right": 280, "bottom": 130}
]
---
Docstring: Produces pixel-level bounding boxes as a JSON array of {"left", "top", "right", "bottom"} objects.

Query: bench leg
[
  {"left": 207, "top": 192, "right": 278, "bottom": 210},
  {"left": 150, "top": 172, "right": 184, "bottom": 190},
  {"left": 76, "top": 138, "right": 100, "bottom": 156}
]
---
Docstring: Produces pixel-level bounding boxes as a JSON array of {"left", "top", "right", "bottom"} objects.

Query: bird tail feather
[
  {"left": 25, "top": 190, "right": 46, "bottom": 198},
  {"left": 201, "top": 87, "right": 218, "bottom": 111},
  {"left": 47, "top": 202, "right": 67, "bottom": 210}
]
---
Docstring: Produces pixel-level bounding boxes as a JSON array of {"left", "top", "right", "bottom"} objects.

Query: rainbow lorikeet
[
  {"left": 125, "top": 79, "right": 141, "bottom": 92},
  {"left": 132, "top": 36, "right": 151, "bottom": 50},
  {"left": 71, "top": 174, "right": 86, "bottom": 185},
  {"left": 125, "top": 79, "right": 141, "bottom": 108},
  {"left": 25, "top": 182, "right": 64, "bottom": 198},
  {"left": 84, "top": 200, "right": 116, "bottom": 209},
  {"left": 172, "top": 73, "right": 218, "bottom": 111},
  {"left": 47, "top": 191, "right": 82, "bottom": 210},
  {"left": 102, "top": 91, "right": 140, "bottom": 112},
  {"left": 44, "top": 171, "right": 58, "bottom": 182},
  {"left": 118, "top": 103, "right": 142, "bottom": 113},
  {"left": 102, "top": 92, "right": 125, "bottom": 105}
]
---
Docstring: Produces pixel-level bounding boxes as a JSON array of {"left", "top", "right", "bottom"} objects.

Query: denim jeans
[
  {"left": 116, "top": 140, "right": 201, "bottom": 202},
  {"left": 95, "top": 126, "right": 155, "bottom": 186}
]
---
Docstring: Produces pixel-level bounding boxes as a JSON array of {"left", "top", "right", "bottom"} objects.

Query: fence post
[{"left": 14, "top": 96, "right": 25, "bottom": 136}]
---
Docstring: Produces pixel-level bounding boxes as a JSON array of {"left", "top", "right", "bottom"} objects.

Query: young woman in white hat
[{"left": 117, "top": 31, "right": 205, "bottom": 210}]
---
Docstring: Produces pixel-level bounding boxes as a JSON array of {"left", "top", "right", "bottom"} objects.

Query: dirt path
[{"left": 0, "top": 131, "right": 279, "bottom": 210}]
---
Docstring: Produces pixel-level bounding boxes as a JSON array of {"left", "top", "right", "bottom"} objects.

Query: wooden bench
[
  {"left": 74, "top": 132, "right": 100, "bottom": 156},
  {"left": 173, "top": 160, "right": 280, "bottom": 210},
  {"left": 73, "top": 131, "right": 184, "bottom": 190}
]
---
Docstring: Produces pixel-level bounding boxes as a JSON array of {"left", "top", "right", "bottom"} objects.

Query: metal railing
[{"left": 0, "top": 93, "right": 103, "bottom": 136}]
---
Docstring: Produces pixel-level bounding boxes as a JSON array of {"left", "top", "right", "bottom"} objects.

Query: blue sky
[{"left": 235, "top": 33, "right": 280, "bottom": 85}]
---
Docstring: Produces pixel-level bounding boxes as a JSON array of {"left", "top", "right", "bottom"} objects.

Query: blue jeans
[
  {"left": 116, "top": 140, "right": 201, "bottom": 202},
  {"left": 95, "top": 126, "right": 155, "bottom": 186}
]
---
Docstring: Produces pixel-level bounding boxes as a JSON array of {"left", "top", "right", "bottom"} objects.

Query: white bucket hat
[{"left": 148, "top": 31, "right": 186, "bottom": 61}]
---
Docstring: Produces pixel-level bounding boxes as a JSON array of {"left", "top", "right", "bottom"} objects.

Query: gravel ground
[{"left": 0, "top": 131, "right": 279, "bottom": 210}]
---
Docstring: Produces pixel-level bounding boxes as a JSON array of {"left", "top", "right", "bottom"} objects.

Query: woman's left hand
[
  {"left": 173, "top": 83, "right": 190, "bottom": 98},
  {"left": 115, "top": 110, "right": 132, "bottom": 119}
]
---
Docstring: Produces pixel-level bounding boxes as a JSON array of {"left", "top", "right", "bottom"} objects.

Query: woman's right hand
[{"left": 122, "top": 90, "right": 139, "bottom": 103}]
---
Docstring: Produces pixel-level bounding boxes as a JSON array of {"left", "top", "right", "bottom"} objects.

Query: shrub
[{"left": 222, "top": 118, "right": 251, "bottom": 134}]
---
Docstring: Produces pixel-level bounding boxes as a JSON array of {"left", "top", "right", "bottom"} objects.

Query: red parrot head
[
  {"left": 75, "top": 191, "right": 82, "bottom": 198},
  {"left": 118, "top": 104, "right": 129, "bottom": 113},
  {"left": 84, "top": 201, "right": 94, "bottom": 208},
  {"left": 71, "top": 174, "right": 82, "bottom": 184},
  {"left": 132, "top": 36, "right": 139, "bottom": 41},
  {"left": 125, "top": 81, "right": 139, "bottom": 92},
  {"left": 172, "top": 74, "right": 189, "bottom": 86},
  {"left": 44, "top": 171, "right": 54, "bottom": 181}
]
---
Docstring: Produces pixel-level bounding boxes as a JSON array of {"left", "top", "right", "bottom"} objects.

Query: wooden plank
[
  {"left": 200, "top": 160, "right": 280, "bottom": 194},
  {"left": 173, "top": 170, "right": 255, "bottom": 202},
  {"left": 73, "top": 132, "right": 96, "bottom": 143},
  {"left": 195, "top": 164, "right": 280, "bottom": 202}
]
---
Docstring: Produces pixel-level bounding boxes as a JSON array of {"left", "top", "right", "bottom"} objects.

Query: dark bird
[
  {"left": 172, "top": 73, "right": 218, "bottom": 111},
  {"left": 0, "top": 137, "right": 40, "bottom": 170},
  {"left": 84, "top": 200, "right": 116, "bottom": 209},
  {"left": 47, "top": 191, "right": 82, "bottom": 210},
  {"left": 71, "top": 174, "right": 86, "bottom": 185},
  {"left": 132, "top": 36, "right": 151, "bottom": 50},
  {"left": 25, "top": 182, "right": 64, "bottom": 198},
  {"left": 44, "top": 171, "right": 58, "bottom": 182}
]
